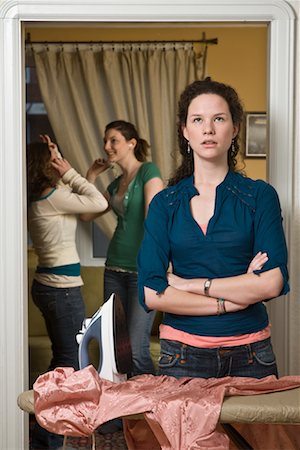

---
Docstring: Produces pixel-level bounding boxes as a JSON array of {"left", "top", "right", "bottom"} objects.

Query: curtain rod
[
  {"left": 26, "top": 39, "right": 218, "bottom": 45},
  {"left": 25, "top": 32, "right": 218, "bottom": 46}
]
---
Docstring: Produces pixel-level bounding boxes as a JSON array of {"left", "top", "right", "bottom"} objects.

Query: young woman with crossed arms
[{"left": 138, "top": 78, "right": 289, "bottom": 379}]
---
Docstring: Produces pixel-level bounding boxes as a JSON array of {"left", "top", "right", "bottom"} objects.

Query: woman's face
[
  {"left": 182, "top": 93, "right": 238, "bottom": 164},
  {"left": 103, "top": 128, "right": 134, "bottom": 164}
]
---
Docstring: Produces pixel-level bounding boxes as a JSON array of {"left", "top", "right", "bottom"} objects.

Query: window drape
[{"left": 28, "top": 42, "right": 205, "bottom": 237}]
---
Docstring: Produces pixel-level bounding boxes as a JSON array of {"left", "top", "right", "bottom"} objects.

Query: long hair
[
  {"left": 105, "top": 120, "right": 149, "bottom": 162},
  {"left": 168, "top": 77, "right": 244, "bottom": 186},
  {"left": 26, "top": 142, "right": 57, "bottom": 204}
]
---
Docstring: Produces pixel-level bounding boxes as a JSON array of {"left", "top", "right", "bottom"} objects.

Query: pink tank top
[{"left": 160, "top": 324, "right": 271, "bottom": 348}]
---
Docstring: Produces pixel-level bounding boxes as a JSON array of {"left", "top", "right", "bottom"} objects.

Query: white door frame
[{"left": 0, "top": 1, "right": 295, "bottom": 448}]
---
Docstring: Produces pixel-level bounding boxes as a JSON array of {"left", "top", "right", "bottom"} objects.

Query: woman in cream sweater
[{"left": 27, "top": 135, "right": 108, "bottom": 450}]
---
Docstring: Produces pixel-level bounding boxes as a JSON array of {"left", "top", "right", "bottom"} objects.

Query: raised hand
[
  {"left": 40, "top": 134, "right": 63, "bottom": 160},
  {"left": 40, "top": 134, "right": 71, "bottom": 176},
  {"left": 86, "top": 158, "right": 111, "bottom": 183},
  {"left": 50, "top": 157, "right": 72, "bottom": 177}
]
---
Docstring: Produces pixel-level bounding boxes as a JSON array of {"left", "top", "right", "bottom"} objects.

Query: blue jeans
[
  {"left": 31, "top": 280, "right": 85, "bottom": 449},
  {"left": 158, "top": 337, "right": 278, "bottom": 379},
  {"left": 31, "top": 280, "right": 85, "bottom": 370},
  {"left": 104, "top": 268, "right": 156, "bottom": 376}
]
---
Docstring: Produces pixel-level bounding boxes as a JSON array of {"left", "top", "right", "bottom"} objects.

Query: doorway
[{"left": 0, "top": 2, "right": 295, "bottom": 449}]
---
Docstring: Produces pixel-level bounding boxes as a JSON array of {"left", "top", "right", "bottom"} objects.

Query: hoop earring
[{"left": 187, "top": 142, "right": 191, "bottom": 154}]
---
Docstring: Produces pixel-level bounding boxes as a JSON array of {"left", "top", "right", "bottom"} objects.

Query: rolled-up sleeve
[
  {"left": 253, "top": 183, "right": 289, "bottom": 296},
  {"left": 137, "top": 192, "right": 170, "bottom": 311}
]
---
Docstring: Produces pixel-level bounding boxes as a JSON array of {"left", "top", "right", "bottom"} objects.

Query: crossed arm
[{"left": 144, "top": 252, "right": 284, "bottom": 316}]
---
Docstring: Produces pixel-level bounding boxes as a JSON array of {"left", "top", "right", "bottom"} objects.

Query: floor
[
  {"left": 29, "top": 417, "right": 128, "bottom": 450},
  {"left": 30, "top": 417, "right": 300, "bottom": 449}
]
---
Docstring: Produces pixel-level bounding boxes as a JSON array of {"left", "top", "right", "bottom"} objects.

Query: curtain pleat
[{"left": 28, "top": 42, "right": 205, "bottom": 236}]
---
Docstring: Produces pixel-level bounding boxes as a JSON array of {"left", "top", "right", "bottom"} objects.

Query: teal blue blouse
[{"left": 138, "top": 171, "right": 289, "bottom": 337}]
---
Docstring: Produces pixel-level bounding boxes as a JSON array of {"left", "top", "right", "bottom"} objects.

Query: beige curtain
[{"left": 28, "top": 42, "right": 205, "bottom": 236}]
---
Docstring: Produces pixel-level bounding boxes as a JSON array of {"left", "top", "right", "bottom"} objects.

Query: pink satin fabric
[{"left": 33, "top": 366, "right": 300, "bottom": 450}]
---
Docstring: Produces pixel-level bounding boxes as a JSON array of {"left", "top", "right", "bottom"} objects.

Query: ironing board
[
  {"left": 18, "top": 293, "right": 300, "bottom": 449},
  {"left": 17, "top": 385, "right": 300, "bottom": 423},
  {"left": 17, "top": 386, "right": 300, "bottom": 450}
]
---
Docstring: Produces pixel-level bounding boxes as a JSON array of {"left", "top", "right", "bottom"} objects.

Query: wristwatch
[{"left": 204, "top": 279, "right": 212, "bottom": 296}]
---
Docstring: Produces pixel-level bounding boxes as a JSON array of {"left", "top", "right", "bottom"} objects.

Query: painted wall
[{"left": 26, "top": 24, "right": 267, "bottom": 180}]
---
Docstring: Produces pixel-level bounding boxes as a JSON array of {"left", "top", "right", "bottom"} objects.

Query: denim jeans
[
  {"left": 31, "top": 280, "right": 85, "bottom": 449},
  {"left": 158, "top": 337, "right": 278, "bottom": 379},
  {"left": 31, "top": 280, "right": 85, "bottom": 370},
  {"left": 104, "top": 268, "right": 156, "bottom": 376}
]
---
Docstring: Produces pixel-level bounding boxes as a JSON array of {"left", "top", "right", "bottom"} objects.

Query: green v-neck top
[
  {"left": 106, "top": 161, "right": 162, "bottom": 272},
  {"left": 138, "top": 171, "right": 289, "bottom": 337}
]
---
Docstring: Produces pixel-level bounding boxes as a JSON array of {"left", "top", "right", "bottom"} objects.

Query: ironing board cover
[{"left": 33, "top": 365, "right": 300, "bottom": 450}]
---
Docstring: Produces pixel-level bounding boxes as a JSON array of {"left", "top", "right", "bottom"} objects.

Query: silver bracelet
[{"left": 217, "top": 298, "right": 226, "bottom": 315}]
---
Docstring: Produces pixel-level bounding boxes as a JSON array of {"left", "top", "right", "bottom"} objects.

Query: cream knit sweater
[{"left": 28, "top": 168, "right": 108, "bottom": 287}]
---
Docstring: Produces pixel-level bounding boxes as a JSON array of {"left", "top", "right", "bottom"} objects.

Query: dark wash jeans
[
  {"left": 158, "top": 337, "right": 278, "bottom": 379},
  {"left": 31, "top": 280, "right": 85, "bottom": 449},
  {"left": 104, "top": 268, "right": 156, "bottom": 376}
]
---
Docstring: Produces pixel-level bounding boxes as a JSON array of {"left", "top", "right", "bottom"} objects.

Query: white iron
[{"left": 77, "top": 293, "right": 132, "bottom": 383}]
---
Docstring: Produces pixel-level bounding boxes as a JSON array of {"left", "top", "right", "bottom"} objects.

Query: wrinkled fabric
[{"left": 34, "top": 366, "right": 300, "bottom": 450}]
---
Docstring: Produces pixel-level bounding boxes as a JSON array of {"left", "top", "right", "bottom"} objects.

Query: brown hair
[
  {"left": 168, "top": 77, "right": 244, "bottom": 186},
  {"left": 105, "top": 120, "right": 149, "bottom": 162},
  {"left": 26, "top": 142, "right": 58, "bottom": 204}
]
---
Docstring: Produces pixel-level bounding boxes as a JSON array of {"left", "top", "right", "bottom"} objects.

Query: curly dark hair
[
  {"left": 168, "top": 77, "right": 245, "bottom": 186},
  {"left": 105, "top": 120, "right": 150, "bottom": 162},
  {"left": 26, "top": 142, "right": 58, "bottom": 204}
]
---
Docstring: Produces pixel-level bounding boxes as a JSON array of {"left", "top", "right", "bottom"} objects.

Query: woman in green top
[{"left": 83, "top": 120, "right": 164, "bottom": 376}]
